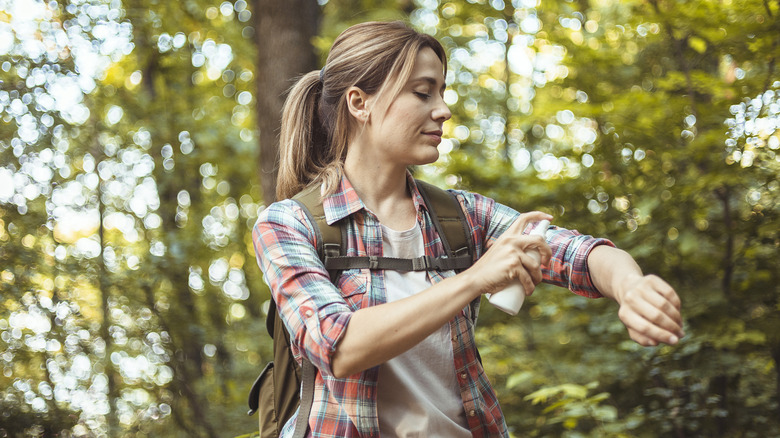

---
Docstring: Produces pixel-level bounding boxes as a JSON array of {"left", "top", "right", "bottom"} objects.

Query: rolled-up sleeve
[
  {"left": 542, "top": 226, "right": 614, "bottom": 298},
  {"left": 252, "top": 200, "right": 352, "bottom": 377},
  {"left": 452, "top": 190, "right": 614, "bottom": 298}
]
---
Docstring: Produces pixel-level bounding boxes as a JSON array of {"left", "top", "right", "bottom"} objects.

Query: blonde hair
[{"left": 276, "top": 21, "right": 447, "bottom": 200}]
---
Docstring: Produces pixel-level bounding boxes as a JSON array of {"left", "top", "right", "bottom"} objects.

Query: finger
[
  {"left": 627, "top": 328, "right": 659, "bottom": 347},
  {"left": 629, "top": 277, "right": 684, "bottom": 333},
  {"left": 486, "top": 213, "right": 553, "bottom": 251},
  {"left": 647, "top": 275, "right": 682, "bottom": 311},
  {"left": 623, "top": 290, "right": 683, "bottom": 336},
  {"left": 540, "top": 241, "right": 553, "bottom": 266},
  {"left": 514, "top": 234, "right": 552, "bottom": 268},
  {"left": 619, "top": 305, "right": 680, "bottom": 345},
  {"left": 637, "top": 284, "right": 684, "bottom": 334},
  {"left": 513, "top": 263, "right": 536, "bottom": 297},
  {"left": 508, "top": 211, "right": 553, "bottom": 236},
  {"left": 627, "top": 315, "right": 679, "bottom": 345},
  {"left": 518, "top": 250, "right": 543, "bottom": 285}
]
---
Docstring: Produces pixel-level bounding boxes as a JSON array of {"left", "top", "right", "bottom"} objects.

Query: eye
[{"left": 413, "top": 91, "right": 432, "bottom": 100}]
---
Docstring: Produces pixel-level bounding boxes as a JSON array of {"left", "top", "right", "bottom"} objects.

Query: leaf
[
  {"left": 563, "top": 417, "right": 578, "bottom": 429},
  {"left": 524, "top": 383, "right": 589, "bottom": 405},
  {"left": 689, "top": 36, "right": 708, "bottom": 53},
  {"left": 506, "top": 371, "right": 534, "bottom": 389}
]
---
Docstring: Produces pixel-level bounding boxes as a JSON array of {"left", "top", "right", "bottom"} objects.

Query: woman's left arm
[{"left": 587, "top": 245, "right": 685, "bottom": 346}]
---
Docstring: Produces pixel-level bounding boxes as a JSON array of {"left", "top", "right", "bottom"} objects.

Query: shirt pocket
[{"left": 335, "top": 269, "right": 371, "bottom": 311}]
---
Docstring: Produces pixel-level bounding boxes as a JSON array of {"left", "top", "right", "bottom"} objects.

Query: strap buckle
[
  {"left": 323, "top": 243, "right": 341, "bottom": 259},
  {"left": 411, "top": 255, "right": 431, "bottom": 271},
  {"left": 411, "top": 255, "right": 453, "bottom": 271},
  {"left": 452, "top": 247, "right": 470, "bottom": 258}
]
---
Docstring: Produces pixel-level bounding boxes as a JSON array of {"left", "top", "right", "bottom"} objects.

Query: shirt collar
[
  {"left": 406, "top": 171, "right": 428, "bottom": 215},
  {"left": 321, "top": 170, "right": 428, "bottom": 225}
]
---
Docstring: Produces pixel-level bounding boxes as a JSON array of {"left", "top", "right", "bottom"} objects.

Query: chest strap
[{"left": 324, "top": 252, "right": 472, "bottom": 271}]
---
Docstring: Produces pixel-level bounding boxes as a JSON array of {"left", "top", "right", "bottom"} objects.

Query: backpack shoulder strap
[
  {"left": 414, "top": 180, "right": 481, "bottom": 328},
  {"left": 414, "top": 179, "right": 475, "bottom": 266},
  {"left": 291, "top": 183, "right": 345, "bottom": 274}
]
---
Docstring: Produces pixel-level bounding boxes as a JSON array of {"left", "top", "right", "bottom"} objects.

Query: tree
[{"left": 252, "top": 0, "right": 320, "bottom": 206}]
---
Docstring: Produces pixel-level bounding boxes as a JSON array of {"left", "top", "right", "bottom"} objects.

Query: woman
[{"left": 253, "top": 21, "right": 683, "bottom": 437}]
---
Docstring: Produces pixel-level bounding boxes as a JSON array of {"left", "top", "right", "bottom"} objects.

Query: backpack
[{"left": 247, "top": 180, "right": 479, "bottom": 438}]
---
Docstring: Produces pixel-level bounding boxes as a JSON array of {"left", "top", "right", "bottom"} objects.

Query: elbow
[
  {"left": 330, "top": 353, "right": 353, "bottom": 379},
  {"left": 331, "top": 366, "right": 350, "bottom": 380},
  {"left": 330, "top": 349, "right": 356, "bottom": 379}
]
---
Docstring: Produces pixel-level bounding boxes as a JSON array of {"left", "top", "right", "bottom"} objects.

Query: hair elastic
[{"left": 319, "top": 68, "right": 325, "bottom": 83}]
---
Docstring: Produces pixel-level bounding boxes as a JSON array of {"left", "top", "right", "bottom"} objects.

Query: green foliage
[
  {"left": 1, "top": 0, "right": 778, "bottom": 436},
  {"left": 418, "top": 0, "right": 779, "bottom": 436},
  {"left": 1, "top": 0, "right": 268, "bottom": 435}
]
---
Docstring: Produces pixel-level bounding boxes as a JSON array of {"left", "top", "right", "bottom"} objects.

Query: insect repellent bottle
[{"left": 487, "top": 219, "right": 551, "bottom": 316}]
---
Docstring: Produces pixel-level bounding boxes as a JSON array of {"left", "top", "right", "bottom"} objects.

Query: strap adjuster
[
  {"left": 428, "top": 256, "right": 448, "bottom": 270},
  {"left": 323, "top": 243, "right": 341, "bottom": 258},
  {"left": 411, "top": 256, "right": 431, "bottom": 271},
  {"left": 411, "top": 256, "right": 455, "bottom": 271},
  {"left": 452, "top": 247, "right": 470, "bottom": 258}
]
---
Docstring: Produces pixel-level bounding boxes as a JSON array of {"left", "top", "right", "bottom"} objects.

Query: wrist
[
  {"left": 457, "top": 269, "right": 488, "bottom": 299},
  {"left": 612, "top": 272, "right": 644, "bottom": 304}
]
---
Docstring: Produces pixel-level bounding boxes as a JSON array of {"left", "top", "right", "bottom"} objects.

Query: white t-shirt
[{"left": 377, "top": 223, "right": 471, "bottom": 438}]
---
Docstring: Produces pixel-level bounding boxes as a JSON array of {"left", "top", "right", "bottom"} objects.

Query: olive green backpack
[{"left": 247, "top": 180, "right": 478, "bottom": 437}]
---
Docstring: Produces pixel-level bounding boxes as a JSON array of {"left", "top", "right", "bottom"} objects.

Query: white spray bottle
[{"left": 487, "top": 219, "right": 550, "bottom": 316}]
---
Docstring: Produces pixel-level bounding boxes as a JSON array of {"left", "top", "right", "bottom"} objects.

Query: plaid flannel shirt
[{"left": 252, "top": 172, "right": 614, "bottom": 437}]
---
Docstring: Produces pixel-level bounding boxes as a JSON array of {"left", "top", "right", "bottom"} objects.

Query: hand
[
  {"left": 467, "top": 211, "right": 553, "bottom": 297},
  {"left": 616, "top": 274, "right": 684, "bottom": 346}
]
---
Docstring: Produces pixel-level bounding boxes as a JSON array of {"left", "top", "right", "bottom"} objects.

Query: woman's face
[{"left": 361, "top": 47, "right": 452, "bottom": 168}]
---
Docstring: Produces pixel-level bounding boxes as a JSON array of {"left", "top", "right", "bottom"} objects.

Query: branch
[{"left": 714, "top": 186, "right": 734, "bottom": 298}]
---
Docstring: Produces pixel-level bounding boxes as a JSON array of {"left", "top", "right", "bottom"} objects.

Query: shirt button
[
  {"left": 460, "top": 372, "right": 468, "bottom": 380},
  {"left": 468, "top": 409, "right": 477, "bottom": 417},
  {"left": 304, "top": 310, "right": 313, "bottom": 317}
]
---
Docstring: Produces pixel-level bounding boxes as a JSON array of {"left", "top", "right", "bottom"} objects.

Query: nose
[{"left": 433, "top": 95, "right": 452, "bottom": 122}]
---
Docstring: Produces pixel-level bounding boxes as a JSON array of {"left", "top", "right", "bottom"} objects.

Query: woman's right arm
[
  {"left": 254, "top": 201, "right": 551, "bottom": 379},
  {"left": 330, "top": 211, "right": 551, "bottom": 378}
]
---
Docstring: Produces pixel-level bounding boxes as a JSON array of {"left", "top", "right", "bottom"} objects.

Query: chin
[{"left": 416, "top": 149, "right": 440, "bottom": 166}]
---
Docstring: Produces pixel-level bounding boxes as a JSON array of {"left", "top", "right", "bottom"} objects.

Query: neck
[{"left": 343, "top": 147, "right": 416, "bottom": 230}]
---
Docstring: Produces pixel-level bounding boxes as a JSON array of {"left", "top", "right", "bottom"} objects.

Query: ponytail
[{"left": 276, "top": 71, "right": 329, "bottom": 200}]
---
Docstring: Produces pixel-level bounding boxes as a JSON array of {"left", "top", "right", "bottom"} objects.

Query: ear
[{"left": 345, "top": 86, "right": 370, "bottom": 123}]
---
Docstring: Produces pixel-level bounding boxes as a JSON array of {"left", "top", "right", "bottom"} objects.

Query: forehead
[{"left": 408, "top": 47, "right": 446, "bottom": 84}]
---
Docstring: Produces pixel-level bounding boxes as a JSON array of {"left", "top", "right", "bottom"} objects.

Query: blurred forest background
[{"left": 1, "top": 0, "right": 778, "bottom": 436}]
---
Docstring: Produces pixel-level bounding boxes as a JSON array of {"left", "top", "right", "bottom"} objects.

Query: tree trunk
[
  {"left": 716, "top": 186, "right": 734, "bottom": 298},
  {"left": 252, "top": 0, "right": 321, "bottom": 205},
  {"left": 772, "top": 342, "right": 780, "bottom": 421}
]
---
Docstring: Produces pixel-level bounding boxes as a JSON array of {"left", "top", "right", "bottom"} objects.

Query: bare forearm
[
  {"left": 586, "top": 244, "right": 684, "bottom": 346},
  {"left": 587, "top": 245, "right": 644, "bottom": 304},
  {"left": 331, "top": 271, "right": 480, "bottom": 378}
]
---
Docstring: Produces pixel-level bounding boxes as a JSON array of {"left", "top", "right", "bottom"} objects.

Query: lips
[{"left": 423, "top": 129, "right": 443, "bottom": 144}]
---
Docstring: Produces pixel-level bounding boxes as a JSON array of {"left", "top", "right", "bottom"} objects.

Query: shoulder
[
  {"left": 444, "top": 188, "right": 497, "bottom": 217},
  {"left": 257, "top": 198, "right": 302, "bottom": 225},
  {"left": 253, "top": 199, "right": 317, "bottom": 242},
  {"left": 446, "top": 188, "right": 520, "bottom": 233}
]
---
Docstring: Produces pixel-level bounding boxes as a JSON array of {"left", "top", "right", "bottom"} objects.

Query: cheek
[{"left": 390, "top": 100, "right": 422, "bottom": 124}]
